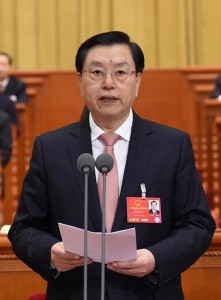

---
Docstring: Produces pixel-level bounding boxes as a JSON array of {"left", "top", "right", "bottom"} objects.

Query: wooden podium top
[
  {"left": 0, "top": 229, "right": 221, "bottom": 300},
  {"left": 1, "top": 229, "right": 221, "bottom": 256}
]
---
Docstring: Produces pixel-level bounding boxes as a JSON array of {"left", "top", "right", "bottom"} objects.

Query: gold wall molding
[{"left": 0, "top": 1, "right": 221, "bottom": 70}]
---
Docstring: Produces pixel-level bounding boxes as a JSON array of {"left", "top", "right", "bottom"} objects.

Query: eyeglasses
[{"left": 81, "top": 66, "right": 137, "bottom": 83}]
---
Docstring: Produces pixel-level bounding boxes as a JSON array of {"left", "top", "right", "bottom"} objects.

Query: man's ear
[
  {"left": 77, "top": 73, "right": 83, "bottom": 96},
  {"left": 77, "top": 72, "right": 82, "bottom": 84},
  {"left": 135, "top": 73, "right": 142, "bottom": 97}
]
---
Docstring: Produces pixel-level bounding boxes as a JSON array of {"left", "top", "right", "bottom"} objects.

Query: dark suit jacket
[
  {"left": 0, "top": 94, "right": 18, "bottom": 124},
  {"left": 211, "top": 75, "right": 221, "bottom": 98},
  {"left": 0, "top": 111, "right": 12, "bottom": 167},
  {"left": 149, "top": 209, "right": 160, "bottom": 215},
  {"left": 8, "top": 112, "right": 216, "bottom": 300},
  {"left": 4, "top": 76, "right": 28, "bottom": 103}
]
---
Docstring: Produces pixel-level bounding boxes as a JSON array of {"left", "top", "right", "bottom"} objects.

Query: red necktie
[{"left": 98, "top": 133, "right": 121, "bottom": 232}]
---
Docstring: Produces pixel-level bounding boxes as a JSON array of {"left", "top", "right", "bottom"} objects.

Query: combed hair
[{"left": 75, "top": 31, "right": 145, "bottom": 73}]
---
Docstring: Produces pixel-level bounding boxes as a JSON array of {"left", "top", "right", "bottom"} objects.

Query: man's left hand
[{"left": 106, "top": 249, "right": 155, "bottom": 277}]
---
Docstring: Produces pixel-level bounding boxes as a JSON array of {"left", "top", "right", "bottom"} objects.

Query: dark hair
[
  {"left": 0, "top": 52, "right": 13, "bottom": 65},
  {"left": 151, "top": 201, "right": 157, "bottom": 205},
  {"left": 75, "top": 31, "right": 144, "bottom": 73}
]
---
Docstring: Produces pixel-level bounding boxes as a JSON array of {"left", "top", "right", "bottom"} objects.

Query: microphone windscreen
[
  {"left": 77, "top": 153, "right": 95, "bottom": 174},
  {"left": 96, "top": 153, "right": 114, "bottom": 173}
]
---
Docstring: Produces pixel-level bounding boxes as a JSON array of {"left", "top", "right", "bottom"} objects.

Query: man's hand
[
  {"left": 51, "top": 242, "right": 93, "bottom": 272},
  {"left": 106, "top": 249, "right": 155, "bottom": 277}
]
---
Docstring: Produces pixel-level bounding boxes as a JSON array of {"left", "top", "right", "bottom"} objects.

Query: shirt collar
[
  {"left": 89, "top": 109, "right": 133, "bottom": 142},
  {"left": 1, "top": 77, "right": 9, "bottom": 88}
]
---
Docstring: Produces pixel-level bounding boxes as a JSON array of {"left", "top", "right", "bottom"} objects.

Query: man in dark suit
[
  {"left": 0, "top": 111, "right": 12, "bottom": 224},
  {"left": 8, "top": 31, "right": 216, "bottom": 300},
  {"left": 149, "top": 201, "right": 160, "bottom": 215},
  {"left": 210, "top": 75, "right": 221, "bottom": 99},
  {"left": 0, "top": 94, "right": 18, "bottom": 125},
  {"left": 0, "top": 111, "right": 12, "bottom": 168},
  {"left": 0, "top": 52, "right": 27, "bottom": 103}
]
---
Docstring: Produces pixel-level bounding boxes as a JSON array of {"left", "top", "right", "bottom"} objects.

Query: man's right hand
[{"left": 51, "top": 242, "right": 93, "bottom": 272}]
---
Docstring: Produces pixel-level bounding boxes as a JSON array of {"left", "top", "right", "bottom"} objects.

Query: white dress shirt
[
  {"left": 1, "top": 77, "right": 9, "bottom": 89},
  {"left": 89, "top": 109, "right": 133, "bottom": 194}
]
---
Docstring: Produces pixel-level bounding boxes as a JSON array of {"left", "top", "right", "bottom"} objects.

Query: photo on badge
[{"left": 148, "top": 198, "right": 162, "bottom": 223}]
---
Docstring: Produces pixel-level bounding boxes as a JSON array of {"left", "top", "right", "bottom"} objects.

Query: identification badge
[{"left": 127, "top": 197, "right": 162, "bottom": 223}]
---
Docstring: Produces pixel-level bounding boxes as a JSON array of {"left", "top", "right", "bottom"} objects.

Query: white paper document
[{"left": 58, "top": 223, "right": 137, "bottom": 263}]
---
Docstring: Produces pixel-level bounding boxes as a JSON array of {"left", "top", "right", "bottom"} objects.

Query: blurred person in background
[
  {"left": 0, "top": 111, "right": 12, "bottom": 227},
  {"left": 0, "top": 51, "right": 28, "bottom": 103},
  {"left": 0, "top": 93, "right": 18, "bottom": 125},
  {"left": 210, "top": 74, "right": 221, "bottom": 100}
]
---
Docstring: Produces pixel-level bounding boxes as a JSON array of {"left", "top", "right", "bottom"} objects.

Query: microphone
[
  {"left": 77, "top": 153, "right": 95, "bottom": 300},
  {"left": 77, "top": 153, "right": 95, "bottom": 174},
  {"left": 95, "top": 153, "right": 114, "bottom": 174},
  {"left": 95, "top": 153, "right": 114, "bottom": 300}
]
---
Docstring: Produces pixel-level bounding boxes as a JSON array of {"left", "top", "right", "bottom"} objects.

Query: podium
[
  {"left": 0, "top": 230, "right": 220, "bottom": 300},
  {"left": 0, "top": 234, "right": 46, "bottom": 300}
]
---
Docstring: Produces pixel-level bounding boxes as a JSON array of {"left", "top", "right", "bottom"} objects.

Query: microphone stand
[
  {"left": 101, "top": 168, "right": 108, "bottom": 300},
  {"left": 95, "top": 153, "right": 113, "bottom": 300},
  {"left": 83, "top": 167, "right": 90, "bottom": 300}
]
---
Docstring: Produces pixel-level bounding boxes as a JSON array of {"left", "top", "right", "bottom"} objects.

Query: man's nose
[{"left": 102, "top": 71, "right": 115, "bottom": 88}]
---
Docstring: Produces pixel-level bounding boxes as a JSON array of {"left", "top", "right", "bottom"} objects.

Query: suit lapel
[
  {"left": 65, "top": 114, "right": 156, "bottom": 233},
  {"left": 112, "top": 113, "right": 156, "bottom": 231},
  {"left": 4, "top": 77, "right": 12, "bottom": 93},
  {"left": 66, "top": 121, "right": 102, "bottom": 231}
]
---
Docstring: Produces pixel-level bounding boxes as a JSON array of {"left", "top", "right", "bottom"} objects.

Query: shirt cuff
[{"left": 50, "top": 261, "right": 60, "bottom": 279}]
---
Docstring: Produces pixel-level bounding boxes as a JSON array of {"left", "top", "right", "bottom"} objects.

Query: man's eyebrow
[
  {"left": 88, "top": 61, "right": 104, "bottom": 67},
  {"left": 113, "top": 62, "right": 130, "bottom": 67},
  {"left": 88, "top": 61, "right": 130, "bottom": 67}
]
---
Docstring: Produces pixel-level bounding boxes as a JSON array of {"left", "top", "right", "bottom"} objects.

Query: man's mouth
[{"left": 99, "top": 96, "right": 118, "bottom": 103}]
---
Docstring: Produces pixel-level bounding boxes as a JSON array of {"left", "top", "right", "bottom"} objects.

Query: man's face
[
  {"left": 151, "top": 202, "right": 157, "bottom": 210},
  {"left": 78, "top": 44, "right": 141, "bottom": 126},
  {"left": 0, "top": 55, "right": 11, "bottom": 81}
]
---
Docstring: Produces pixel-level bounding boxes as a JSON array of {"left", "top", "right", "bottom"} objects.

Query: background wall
[{"left": 0, "top": 0, "right": 221, "bottom": 70}]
